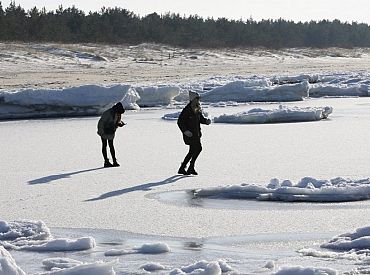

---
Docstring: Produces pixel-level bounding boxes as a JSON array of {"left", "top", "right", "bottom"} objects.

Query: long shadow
[
  {"left": 28, "top": 167, "right": 104, "bottom": 185},
  {"left": 85, "top": 175, "right": 189, "bottom": 202}
]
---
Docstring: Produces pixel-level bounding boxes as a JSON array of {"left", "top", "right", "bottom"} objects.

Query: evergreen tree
[{"left": 1, "top": 2, "right": 370, "bottom": 48}]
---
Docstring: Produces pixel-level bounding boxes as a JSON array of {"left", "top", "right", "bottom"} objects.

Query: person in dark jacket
[
  {"left": 177, "top": 91, "right": 211, "bottom": 175},
  {"left": 97, "top": 102, "right": 126, "bottom": 167}
]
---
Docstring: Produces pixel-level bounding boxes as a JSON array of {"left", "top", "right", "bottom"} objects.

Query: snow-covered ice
[
  {"left": 0, "top": 71, "right": 369, "bottom": 120},
  {"left": 192, "top": 177, "right": 370, "bottom": 202},
  {"left": 213, "top": 105, "right": 333, "bottom": 124},
  {"left": 2, "top": 96, "right": 370, "bottom": 273}
]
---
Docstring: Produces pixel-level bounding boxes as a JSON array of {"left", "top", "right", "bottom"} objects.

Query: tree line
[{"left": 1, "top": 1, "right": 370, "bottom": 48}]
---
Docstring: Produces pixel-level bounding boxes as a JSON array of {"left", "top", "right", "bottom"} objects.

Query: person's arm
[
  {"left": 116, "top": 114, "right": 126, "bottom": 127},
  {"left": 199, "top": 112, "right": 211, "bottom": 125}
]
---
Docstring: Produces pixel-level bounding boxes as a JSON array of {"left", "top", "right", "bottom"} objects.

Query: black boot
[
  {"left": 187, "top": 163, "right": 198, "bottom": 175},
  {"left": 178, "top": 163, "right": 189, "bottom": 175},
  {"left": 112, "top": 159, "right": 120, "bottom": 167},
  {"left": 104, "top": 160, "right": 113, "bottom": 168}
]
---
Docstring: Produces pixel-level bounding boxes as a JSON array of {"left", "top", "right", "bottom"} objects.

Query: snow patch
[{"left": 193, "top": 177, "right": 370, "bottom": 202}]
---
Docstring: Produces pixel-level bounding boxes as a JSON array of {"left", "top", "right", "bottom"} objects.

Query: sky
[{"left": 8, "top": 0, "right": 370, "bottom": 24}]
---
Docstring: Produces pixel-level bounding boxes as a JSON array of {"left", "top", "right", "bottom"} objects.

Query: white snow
[
  {"left": 193, "top": 177, "right": 370, "bottom": 202},
  {"left": 12, "top": 237, "right": 96, "bottom": 252},
  {"left": 42, "top": 258, "right": 83, "bottom": 270},
  {"left": 134, "top": 242, "right": 171, "bottom": 254},
  {"left": 200, "top": 80, "right": 309, "bottom": 102},
  {"left": 321, "top": 226, "right": 370, "bottom": 250},
  {"left": 135, "top": 86, "right": 180, "bottom": 106},
  {"left": 309, "top": 84, "right": 368, "bottom": 97},
  {"left": 104, "top": 249, "right": 129, "bottom": 256},
  {"left": 0, "top": 220, "right": 51, "bottom": 242},
  {"left": 0, "top": 246, "right": 26, "bottom": 275},
  {"left": 0, "top": 220, "right": 95, "bottom": 252},
  {"left": 1, "top": 72, "right": 369, "bottom": 120},
  {"left": 213, "top": 105, "right": 332, "bottom": 123},
  {"left": 140, "top": 262, "right": 166, "bottom": 272},
  {"left": 170, "top": 259, "right": 233, "bottom": 275},
  {"left": 274, "top": 265, "right": 337, "bottom": 275},
  {"left": 39, "top": 262, "right": 116, "bottom": 275}
]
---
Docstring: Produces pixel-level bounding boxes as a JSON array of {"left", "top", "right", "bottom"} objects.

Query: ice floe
[
  {"left": 298, "top": 226, "right": 370, "bottom": 273},
  {"left": 321, "top": 226, "right": 370, "bottom": 251},
  {"left": 0, "top": 220, "right": 95, "bottom": 252},
  {"left": 0, "top": 72, "right": 370, "bottom": 120},
  {"left": 274, "top": 265, "right": 337, "bottom": 275},
  {"left": 39, "top": 261, "right": 116, "bottom": 275},
  {"left": 0, "top": 246, "right": 26, "bottom": 275},
  {"left": 193, "top": 177, "right": 370, "bottom": 202},
  {"left": 140, "top": 262, "right": 166, "bottom": 272},
  {"left": 0, "top": 74, "right": 370, "bottom": 119},
  {"left": 213, "top": 105, "right": 332, "bottom": 123},
  {"left": 170, "top": 259, "right": 234, "bottom": 275},
  {"left": 42, "top": 258, "right": 83, "bottom": 270},
  {"left": 134, "top": 242, "right": 171, "bottom": 254},
  {"left": 200, "top": 80, "right": 309, "bottom": 102},
  {"left": 136, "top": 86, "right": 180, "bottom": 106}
]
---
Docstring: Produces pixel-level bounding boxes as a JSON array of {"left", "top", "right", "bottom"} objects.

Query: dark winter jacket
[
  {"left": 177, "top": 103, "right": 208, "bottom": 145},
  {"left": 97, "top": 108, "right": 122, "bottom": 140}
]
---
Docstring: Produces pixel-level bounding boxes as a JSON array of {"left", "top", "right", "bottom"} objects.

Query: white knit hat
[{"left": 189, "top": 91, "right": 200, "bottom": 102}]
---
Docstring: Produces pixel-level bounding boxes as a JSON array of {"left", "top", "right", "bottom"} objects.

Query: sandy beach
[{"left": 1, "top": 42, "right": 370, "bottom": 90}]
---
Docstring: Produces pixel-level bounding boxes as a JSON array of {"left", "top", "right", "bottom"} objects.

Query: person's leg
[
  {"left": 188, "top": 141, "right": 202, "bottom": 175},
  {"left": 101, "top": 138, "right": 113, "bottom": 167},
  {"left": 178, "top": 145, "right": 193, "bottom": 175},
  {"left": 108, "top": 139, "right": 120, "bottom": 167},
  {"left": 101, "top": 137, "right": 108, "bottom": 161}
]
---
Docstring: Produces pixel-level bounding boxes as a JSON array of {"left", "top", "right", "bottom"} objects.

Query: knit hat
[
  {"left": 112, "top": 102, "right": 125, "bottom": 114},
  {"left": 189, "top": 91, "right": 200, "bottom": 102}
]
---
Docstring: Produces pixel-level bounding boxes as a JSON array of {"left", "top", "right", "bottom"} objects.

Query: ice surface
[{"left": 2, "top": 96, "right": 370, "bottom": 274}]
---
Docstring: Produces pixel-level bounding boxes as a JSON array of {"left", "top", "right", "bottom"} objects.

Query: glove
[
  {"left": 117, "top": 121, "right": 126, "bottom": 127},
  {"left": 206, "top": 118, "right": 212, "bottom": 125},
  {"left": 183, "top": 130, "right": 193, "bottom": 137}
]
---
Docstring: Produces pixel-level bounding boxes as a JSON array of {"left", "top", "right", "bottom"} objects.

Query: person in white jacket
[{"left": 97, "top": 102, "right": 126, "bottom": 167}]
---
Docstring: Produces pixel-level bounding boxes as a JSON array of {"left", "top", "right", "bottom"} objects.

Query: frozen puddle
[{"left": 151, "top": 190, "right": 370, "bottom": 211}]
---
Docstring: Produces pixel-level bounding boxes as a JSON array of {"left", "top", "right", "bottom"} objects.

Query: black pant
[
  {"left": 101, "top": 137, "right": 116, "bottom": 162},
  {"left": 182, "top": 140, "right": 202, "bottom": 167}
]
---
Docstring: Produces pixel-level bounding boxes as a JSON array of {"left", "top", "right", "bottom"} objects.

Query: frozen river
[{"left": 1, "top": 97, "right": 370, "bottom": 274}]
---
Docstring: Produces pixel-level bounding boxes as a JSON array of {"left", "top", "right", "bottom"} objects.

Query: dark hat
[
  {"left": 189, "top": 91, "right": 200, "bottom": 102},
  {"left": 113, "top": 102, "right": 125, "bottom": 114}
]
